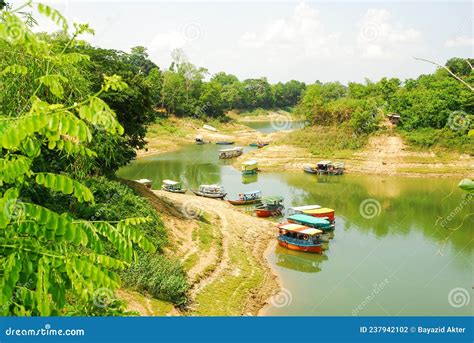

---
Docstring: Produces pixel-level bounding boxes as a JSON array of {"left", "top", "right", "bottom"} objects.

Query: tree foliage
[{"left": 0, "top": 3, "right": 155, "bottom": 316}]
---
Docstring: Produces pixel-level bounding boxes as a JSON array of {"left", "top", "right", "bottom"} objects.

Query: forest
[{"left": 0, "top": 2, "right": 472, "bottom": 316}]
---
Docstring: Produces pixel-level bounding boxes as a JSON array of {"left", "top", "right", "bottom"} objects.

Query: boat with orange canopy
[{"left": 277, "top": 223, "right": 324, "bottom": 254}]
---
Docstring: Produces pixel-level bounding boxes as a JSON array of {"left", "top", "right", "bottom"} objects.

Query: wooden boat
[
  {"left": 228, "top": 190, "right": 262, "bottom": 205},
  {"left": 301, "top": 207, "right": 335, "bottom": 222},
  {"left": 249, "top": 143, "right": 258, "bottom": 147},
  {"left": 218, "top": 147, "right": 243, "bottom": 159},
  {"left": 287, "top": 205, "right": 321, "bottom": 216},
  {"left": 254, "top": 195, "right": 284, "bottom": 217},
  {"left": 242, "top": 160, "right": 258, "bottom": 175},
  {"left": 303, "top": 164, "right": 318, "bottom": 174},
  {"left": 135, "top": 178, "right": 152, "bottom": 189},
  {"left": 315, "top": 161, "right": 345, "bottom": 175},
  {"left": 161, "top": 180, "right": 186, "bottom": 193},
  {"left": 277, "top": 223, "right": 324, "bottom": 254},
  {"left": 257, "top": 142, "right": 269, "bottom": 148},
  {"left": 216, "top": 141, "right": 234, "bottom": 145},
  {"left": 287, "top": 214, "right": 334, "bottom": 231},
  {"left": 191, "top": 184, "right": 227, "bottom": 199},
  {"left": 330, "top": 162, "right": 345, "bottom": 175}
]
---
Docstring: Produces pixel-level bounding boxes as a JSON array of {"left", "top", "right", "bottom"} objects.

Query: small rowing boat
[
  {"left": 303, "top": 164, "right": 318, "bottom": 174},
  {"left": 161, "top": 180, "right": 186, "bottom": 193},
  {"left": 216, "top": 141, "right": 234, "bottom": 145},
  {"left": 277, "top": 223, "right": 324, "bottom": 254},
  {"left": 191, "top": 184, "right": 227, "bottom": 199},
  {"left": 228, "top": 190, "right": 262, "bottom": 205}
]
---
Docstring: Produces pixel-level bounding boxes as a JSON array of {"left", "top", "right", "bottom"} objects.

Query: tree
[{"left": 0, "top": 3, "right": 154, "bottom": 316}]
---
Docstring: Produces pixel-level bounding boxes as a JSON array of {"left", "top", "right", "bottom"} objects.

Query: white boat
[
  {"left": 203, "top": 124, "right": 217, "bottom": 132},
  {"left": 161, "top": 180, "right": 187, "bottom": 193},
  {"left": 191, "top": 184, "right": 227, "bottom": 199}
]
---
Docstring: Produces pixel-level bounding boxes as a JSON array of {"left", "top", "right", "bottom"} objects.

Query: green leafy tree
[{"left": 0, "top": 3, "right": 154, "bottom": 316}]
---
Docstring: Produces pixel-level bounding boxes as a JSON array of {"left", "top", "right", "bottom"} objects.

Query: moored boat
[
  {"left": 216, "top": 141, "right": 234, "bottom": 145},
  {"left": 228, "top": 190, "right": 262, "bottom": 205},
  {"left": 254, "top": 195, "right": 284, "bottom": 217},
  {"left": 287, "top": 214, "right": 334, "bottom": 231},
  {"left": 242, "top": 160, "right": 258, "bottom": 175},
  {"left": 287, "top": 204, "right": 322, "bottom": 216},
  {"left": 135, "top": 178, "right": 153, "bottom": 189},
  {"left": 277, "top": 223, "right": 324, "bottom": 254},
  {"left": 315, "top": 161, "right": 345, "bottom": 175},
  {"left": 191, "top": 184, "right": 227, "bottom": 199},
  {"left": 218, "top": 147, "right": 243, "bottom": 159},
  {"left": 161, "top": 180, "right": 186, "bottom": 193},
  {"left": 249, "top": 143, "right": 258, "bottom": 147},
  {"left": 301, "top": 207, "right": 335, "bottom": 222},
  {"left": 195, "top": 135, "right": 206, "bottom": 145}
]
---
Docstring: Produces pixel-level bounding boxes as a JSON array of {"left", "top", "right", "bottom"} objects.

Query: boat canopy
[
  {"left": 244, "top": 190, "right": 261, "bottom": 196},
  {"left": 333, "top": 162, "right": 345, "bottom": 168},
  {"left": 199, "top": 184, "right": 224, "bottom": 192},
  {"left": 289, "top": 205, "right": 321, "bottom": 212},
  {"left": 135, "top": 178, "right": 152, "bottom": 184},
  {"left": 163, "top": 180, "right": 179, "bottom": 185},
  {"left": 262, "top": 195, "right": 284, "bottom": 204},
  {"left": 302, "top": 207, "right": 334, "bottom": 215},
  {"left": 288, "top": 214, "right": 330, "bottom": 226},
  {"left": 317, "top": 160, "right": 332, "bottom": 166},
  {"left": 242, "top": 160, "right": 258, "bottom": 166},
  {"left": 278, "top": 223, "right": 322, "bottom": 236}
]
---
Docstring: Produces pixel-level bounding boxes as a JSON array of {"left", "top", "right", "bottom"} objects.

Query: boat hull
[
  {"left": 303, "top": 167, "right": 317, "bottom": 174},
  {"left": 162, "top": 187, "right": 187, "bottom": 194},
  {"left": 307, "top": 212, "right": 335, "bottom": 222},
  {"left": 255, "top": 208, "right": 283, "bottom": 217},
  {"left": 242, "top": 170, "right": 258, "bottom": 175},
  {"left": 277, "top": 238, "right": 323, "bottom": 254},
  {"left": 216, "top": 142, "right": 234, "bottom": 145},
  {"left": 191, "top": 189, "right": 226, "bottom": 199},
  {"left": 228, "top": 199, "right": 261, "bottom": 205}
]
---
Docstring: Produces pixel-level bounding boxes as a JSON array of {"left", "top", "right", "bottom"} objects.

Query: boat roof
[
  {"left": 302, "top": 207, "right": 334, "bottom": 214},
  {"left": 278, "top": 223, "right": 322, "bottom": 235},
  {"left": 290, "top": 205, "right": 321, "bottom": 211},
  {"left": 244, "top": 190, "right": 261, "bottom": 195},
  {"left": 317, "top": 160, "right": 332, "bottom": 165},
  {"left": 333, "top": 162, "right": 345, "bottom": 168},
  {"left": 163, "top": 180, "right": 179, "bottom": 185},
  {"left": 135, "top": 178, "right": 152, "bottom": 184},
  {"left": 288, "top": 214, "right": 330, "bottom": 225},
  {"left": 262, "top": 195, "right": 284, "bottom": 203},
  {"left": 200, "top": 184, "right": 223, "bottom": 189},
  {"left": 242, "top": 160, "right": 258, "bottom": 166}
]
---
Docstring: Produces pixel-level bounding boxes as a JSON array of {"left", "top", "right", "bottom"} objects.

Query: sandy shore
[{"left": 124, "top": 180, "right": 280, "bottom": 316}]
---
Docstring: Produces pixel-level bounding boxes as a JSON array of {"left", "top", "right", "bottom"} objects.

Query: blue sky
[{"left": 26, "top": 0, "right": 473, "bottom": 83}]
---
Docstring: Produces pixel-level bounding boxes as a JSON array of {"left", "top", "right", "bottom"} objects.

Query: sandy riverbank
[{"left": 121, "top": 180, "right": 281, "bottom": 316}]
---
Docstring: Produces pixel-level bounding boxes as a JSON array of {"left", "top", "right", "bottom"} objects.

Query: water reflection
[{"left": 275, "top": 245, "right": 328, "bottom": 273}]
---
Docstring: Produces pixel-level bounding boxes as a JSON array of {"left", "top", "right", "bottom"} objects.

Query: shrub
[{"left": 400, "top": 128, "right": 473, "bottom": 154}]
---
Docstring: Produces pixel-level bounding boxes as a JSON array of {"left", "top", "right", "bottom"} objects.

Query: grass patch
[
  {"left": 397, "top": 166, "right": 463, "bottom": 174},
  {"left": 280, "top": 125, "right": 368, "bottom": 155},
  {"left": 192, "top": 245, "right": 264, "bottom": 316},
  {"left": 192, "top": 222, "right": 215, "bottom": 252},
  {"left": 182, "top": 252, "right": 199, "bottom": 272}
]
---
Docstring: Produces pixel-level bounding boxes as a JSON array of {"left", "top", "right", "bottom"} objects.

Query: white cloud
[
  {"left": 357, "top": 8, "right": 420, "bottom": 59},
  {"left": 148, "top": 31, "right": 187, "bottom": 53},
  {"left": 239, "top": 2, "right": 341, "bottom": 58},
  {"left": 444, "top": 35, "right": 474, "bottom": 48}
]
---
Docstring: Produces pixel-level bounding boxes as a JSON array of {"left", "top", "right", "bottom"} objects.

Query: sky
[{"left": 19, "top": 0, "right": 474, "bottom": 84}]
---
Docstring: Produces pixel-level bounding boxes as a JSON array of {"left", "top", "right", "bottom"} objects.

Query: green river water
[{"left": 118, "top": 130, "right": 473, "bottom": 316}]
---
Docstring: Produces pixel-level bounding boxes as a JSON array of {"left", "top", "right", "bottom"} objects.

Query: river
[{"left": 118, "top": 130, "right": 472, "bottom": 316}]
